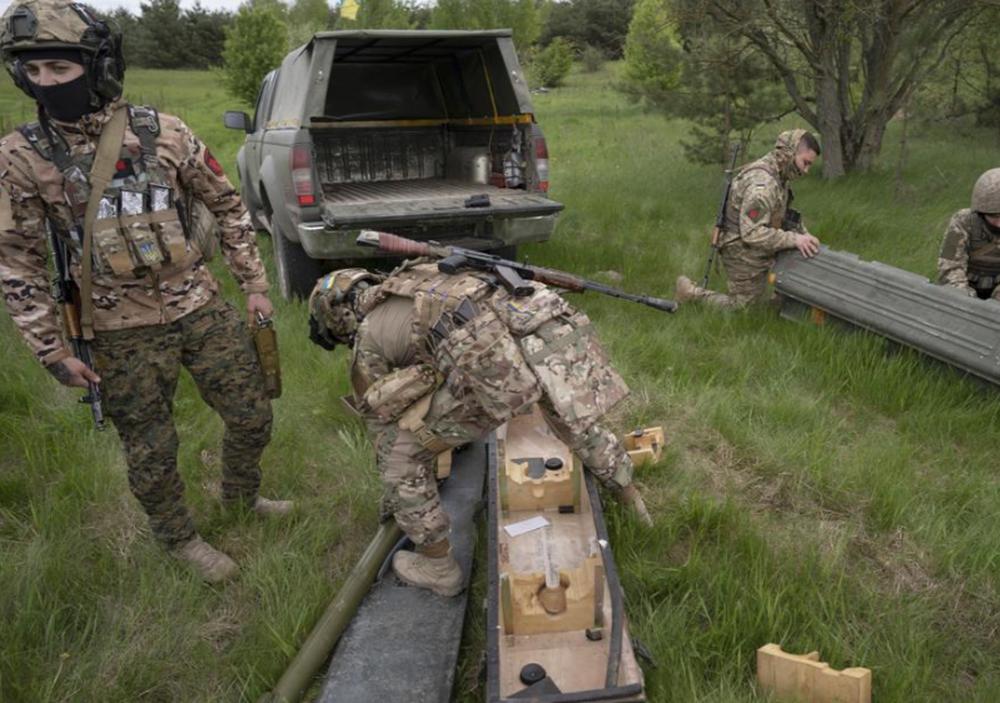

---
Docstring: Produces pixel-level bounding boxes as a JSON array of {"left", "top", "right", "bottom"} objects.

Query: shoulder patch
[
  {"left": 745, "top": 201, "right": 769, "bottom": 223},
  {"left": 204, "top": 148, "right": 224, "bottom": 177}
]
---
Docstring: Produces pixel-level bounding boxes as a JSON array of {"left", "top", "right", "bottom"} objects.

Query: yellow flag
[{"left": 341, "top": 0, "right": 359, "bottom": 20}]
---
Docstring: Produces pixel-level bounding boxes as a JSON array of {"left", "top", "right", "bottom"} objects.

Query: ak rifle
[
  {"left": 700, "top": 144, "right": 741, "bottom": 288},
  {"left": 50, "top": 228, "right": 105, "bottom": 430},
  {"left": 356, "top": 231, "right": 678, "bottom": 313}
]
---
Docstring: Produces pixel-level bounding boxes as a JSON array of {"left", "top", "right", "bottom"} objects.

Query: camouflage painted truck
[{"left": 225, "top": 29, "right": 563, "bottom": 298}]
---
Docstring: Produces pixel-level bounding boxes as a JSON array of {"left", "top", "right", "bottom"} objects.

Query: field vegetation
[{"left": 3, "top": 66, "right": 1000, "bottom": 702}]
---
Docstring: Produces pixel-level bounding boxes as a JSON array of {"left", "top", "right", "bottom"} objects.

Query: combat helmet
[
  {"left": 0, "top": 0, "right": 125, "bottom": 103},
  {"left": 308, "top": 269, "right": 383, "bottom": 350},
  {"left": 972, "top": 168, "right": 1000, "bottom": 214}
]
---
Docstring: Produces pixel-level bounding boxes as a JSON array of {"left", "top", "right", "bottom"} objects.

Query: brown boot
[
  {"left": 251, "top": 496, "right": 294, "bottom": 517},
  {"left": 393, "top": 538, "right": 464, "bottom": 597},
  {"left": 172, "top": 536, "right": 240, "bottom": 584},
  {"left": 674, "top": 275, "right": 699, "bottom": 304},
  {"left": 617, "top": 484, "right": 654, "bottom": 527}
]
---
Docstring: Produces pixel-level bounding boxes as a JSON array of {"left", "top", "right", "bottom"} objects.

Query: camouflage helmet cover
[
  {"left": 308, "top": 269, "right": 382, "bottom": 347},
  {"left": 0, "top": 0, "right": 107, "bottom": 60},
  {"left": 972, "top": 168, "right": 1000, "bottom": 214}
]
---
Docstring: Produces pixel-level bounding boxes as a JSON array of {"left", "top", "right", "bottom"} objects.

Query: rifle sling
[{"left": 80, "top": 107, "right": 128, "bottom": 340}]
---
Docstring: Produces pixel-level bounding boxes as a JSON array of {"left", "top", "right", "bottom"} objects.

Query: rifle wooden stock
[{"left": 531, "top": 269, "right": 585, "bottom": 291}]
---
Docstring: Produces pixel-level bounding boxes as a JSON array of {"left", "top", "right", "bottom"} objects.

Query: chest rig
[
  {"left": 19, "top": 105, "right": 192, "bottom": 278},
  {"left": 376, "top": 261, "right": 496, "bottom": 353},
  {"left": 966, "top": 215, "right": 1000, "bottom": 289}
]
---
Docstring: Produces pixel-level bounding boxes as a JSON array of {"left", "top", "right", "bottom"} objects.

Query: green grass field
[{"left": 3, "top": 66, "right": 1000, "bottom": 702}]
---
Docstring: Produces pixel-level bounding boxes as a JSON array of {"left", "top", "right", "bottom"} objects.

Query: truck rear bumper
[{"left": 297, "top": 213, "right": 559, "bottom": 259}]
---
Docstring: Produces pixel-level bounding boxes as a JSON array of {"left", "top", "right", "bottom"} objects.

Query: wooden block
[
  {"left": 757, "top": 644, "right": 871, "bottom": 703},
  {"left": 502, "top": 555, "right": 602, "bottom": 635},
  {"left": 622, "top": 427, "right": 665, "bottom": 467}
]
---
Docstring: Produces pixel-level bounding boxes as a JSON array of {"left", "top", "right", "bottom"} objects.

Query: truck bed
[{"left": 321, "top": 179, "right": 561, "bottom": 227}]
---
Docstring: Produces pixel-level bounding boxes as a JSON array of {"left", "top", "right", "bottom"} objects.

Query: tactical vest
[
  {"left": 720, "top": 158, "right": 789, "bottom": 245},
  {"left": 19, "top": 105, "right": 196, "bottom": 279},
  {"left": 965, "top": 214, "right": 1000, "bottom": 288},
  {"left": 363, "top": 261, "right": 629, "bottom": 435},
  {"left": 375, "top": 261, "right": 496, "bottom": 351}
]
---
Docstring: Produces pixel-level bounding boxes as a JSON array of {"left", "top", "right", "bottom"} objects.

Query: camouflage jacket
[
  {"left": 937, "top": 208, "right": 1000, "bottom": 297},
  {"left": 719, "top": 129, "right": 808, "bottom": 255},
  {"left": 0, "top": 100, "right": 268, "bottom": 368},
  {"left": 350, "top": 263, "right": 629, "bottom": 436}
]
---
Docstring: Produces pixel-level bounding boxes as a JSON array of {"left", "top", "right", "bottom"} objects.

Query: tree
[
  {"left": 431, "top": 0, "right": 540, "bottom": 52},
  {"left": 541, "top": 0, "right": 637, "bottom": 59},
  {"left": 531, "top": 36, "right": 573, "bottom": 87},
  {"left": 223, "top": 5, "right": 288, "bottom": 106},
  {"left": 184, "top": 3, "right": 230, "bottom": 69},
  {"left": 133, "top": 0, "right": 188, "bottom": 69},
  {"left": 677, "top": 0, "right": 983, "bottom": 178},
  {"left": 353, "top": 0, "right": 412, "bottom": 28},
  {"left": 621, "top": 0, "right": 792, "bottom": 164}
]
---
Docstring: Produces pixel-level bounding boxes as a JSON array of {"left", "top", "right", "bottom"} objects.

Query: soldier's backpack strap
[
  {"left": 80, "top": 106, "right": 129, "bottom": 340},
  {"left": 128, "top": 104, "right": 161, "bottom": 168},
  {"left": 19, "top": 119, "right": 74, "bottom": 172}
]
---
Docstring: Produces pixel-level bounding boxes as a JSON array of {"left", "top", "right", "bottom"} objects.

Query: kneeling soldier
[
  {"left": 0, "top": 0, "right": 290, "bottom": 583},
  {"left": 938, "top": 168, "right": 1000, "bottom": 301},
  {"left": 309, "top": 263, "right": 654, "bottom": 597}
]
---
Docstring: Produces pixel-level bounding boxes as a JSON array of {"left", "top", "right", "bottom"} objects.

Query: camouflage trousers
[
  {"left": 92, "top": 296, "right": 273, "bottom": 548},
  {"left": 692, "top": 241, "right": 774, "bottom": 310},
  {"left": 371, "top": 387, "right": 633, "bottom": 547}
]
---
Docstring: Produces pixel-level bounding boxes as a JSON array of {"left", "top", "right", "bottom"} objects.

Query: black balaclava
[{"left": 16, "top": 47, "right": 97, "bottom": 122}]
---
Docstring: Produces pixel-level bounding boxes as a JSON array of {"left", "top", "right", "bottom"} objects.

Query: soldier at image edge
[
  {"left": 675, "top": 129, "right": 823, "bottom": 309},
  {"left": 308, "top": 263, "right": 655, "bottom": 598},
  {"left": 938, "top": 168, "right": 1000, "bottom": 301},
  {"left": 0, "top": 0, "right": 291, "bottom": 583}
]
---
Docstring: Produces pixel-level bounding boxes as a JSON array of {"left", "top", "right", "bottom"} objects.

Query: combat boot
[
  {"left": 674, "top": 275, "right": 699, "bottom": 304},
  {"left": 617, "top": 484, "right": 654, "bottom": 527},
  {"left": 393, "top": 538, "right": 464, "bottom": 597},
  {"left": 172, "top": 536, "right": 240, "bottom": 584},
  {"left": 251, "top": 496, "right": 294, "bottom": 517}
]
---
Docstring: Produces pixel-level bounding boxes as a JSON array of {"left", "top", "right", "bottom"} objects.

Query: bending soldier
[
  {"left": 675, "top": 130, "right": 823, "bottom": 309},
  {"left": 0, "top": 0, "right": 290, "bottom": 583},
  {"left": 938, "top": 168, "right": 1000, "bottom": 301},
  {"left": 309, "top": 263, "right": 654, "bottom": 598}
]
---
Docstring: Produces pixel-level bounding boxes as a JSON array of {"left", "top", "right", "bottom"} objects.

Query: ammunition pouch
[
  {"left": 518, "top": 311, "right": 630, "bottom": 435},
  {"left": 252, "top": 316, "right": 282, "bottom": 399},
  {"left": 489, "top": 283, "right": 571, "bottom": 335},
  {"left": 434, "top": 308, "right": 541, "bottom": 426},
  {"left": 362, "top": 363, "right": 440, "bottom": 422}
]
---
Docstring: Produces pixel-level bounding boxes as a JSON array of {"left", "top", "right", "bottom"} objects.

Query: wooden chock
[
  {"left": 757, "top": 643, "right": 871, "bottom": 703},
  {"left": 622, "top": 427, "right": 665, "bottom": 467}
]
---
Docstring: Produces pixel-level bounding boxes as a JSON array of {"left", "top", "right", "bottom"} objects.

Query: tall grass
[{"left": 2, "top": 65, "right": 1000, "bottom": 702}]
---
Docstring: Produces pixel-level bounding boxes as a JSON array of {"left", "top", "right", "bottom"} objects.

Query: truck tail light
[
  {"left": 292, "top": 144, "right": 316, "bottom": 206},
  {"left": 533, "top": 130, "right": 550, "bottom": 192}
]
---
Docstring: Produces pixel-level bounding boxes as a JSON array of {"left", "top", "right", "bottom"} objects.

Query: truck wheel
[{"left": 272, "top": 222, "right": 325, "bottom": 300}]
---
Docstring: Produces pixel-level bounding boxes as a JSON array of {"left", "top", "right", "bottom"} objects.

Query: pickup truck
[{"left": 225, "top": 29, "right": 563, "bottom": 298}]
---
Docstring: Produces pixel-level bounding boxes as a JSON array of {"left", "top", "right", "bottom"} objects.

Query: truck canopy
[{"left": 310, "top": 30, "right": 534, "bottom": 122}]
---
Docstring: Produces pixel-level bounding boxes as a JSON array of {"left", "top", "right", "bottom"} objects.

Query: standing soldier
[
  {"left": 0, "top": 0, "right": 290, "bottom": 583},
  {"left": 938, "top": 168, "right": 1000, "bottom": 301},
  {"left": 675, "top": 130, "right": 823, "bottom": 309},
  {"left": 308, "top": 261, "right": 653, "bottom": 598}
]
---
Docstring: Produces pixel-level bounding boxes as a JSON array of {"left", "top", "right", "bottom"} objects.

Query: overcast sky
[{"left": 0, "top": 0, "right": 252, "bottom": 15}]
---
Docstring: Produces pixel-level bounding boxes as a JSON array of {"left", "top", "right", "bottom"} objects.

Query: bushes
[
  {"left": 581, "top": 45, "right": 605, "bottom": 73},
  {"left": 222, "top": 5, "right": 288, "bottom": 106},
  {"left": 531, "top": 38, "right": 574, "bottom": 88}
]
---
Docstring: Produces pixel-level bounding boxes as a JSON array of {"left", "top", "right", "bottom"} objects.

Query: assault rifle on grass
[
  {"left": 356, "top": 230, "right": 678, "bottom": 312},
  {"left": 50, "top": 227, "right": 105, "bottom": 430},
  {"left": 700, "top": 144, "right": 741, "bottom": 288}
]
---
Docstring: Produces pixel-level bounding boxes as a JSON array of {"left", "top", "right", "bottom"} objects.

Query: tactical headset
[{"left": 5, "top": 2, "right": 125, "bottom": 103}]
